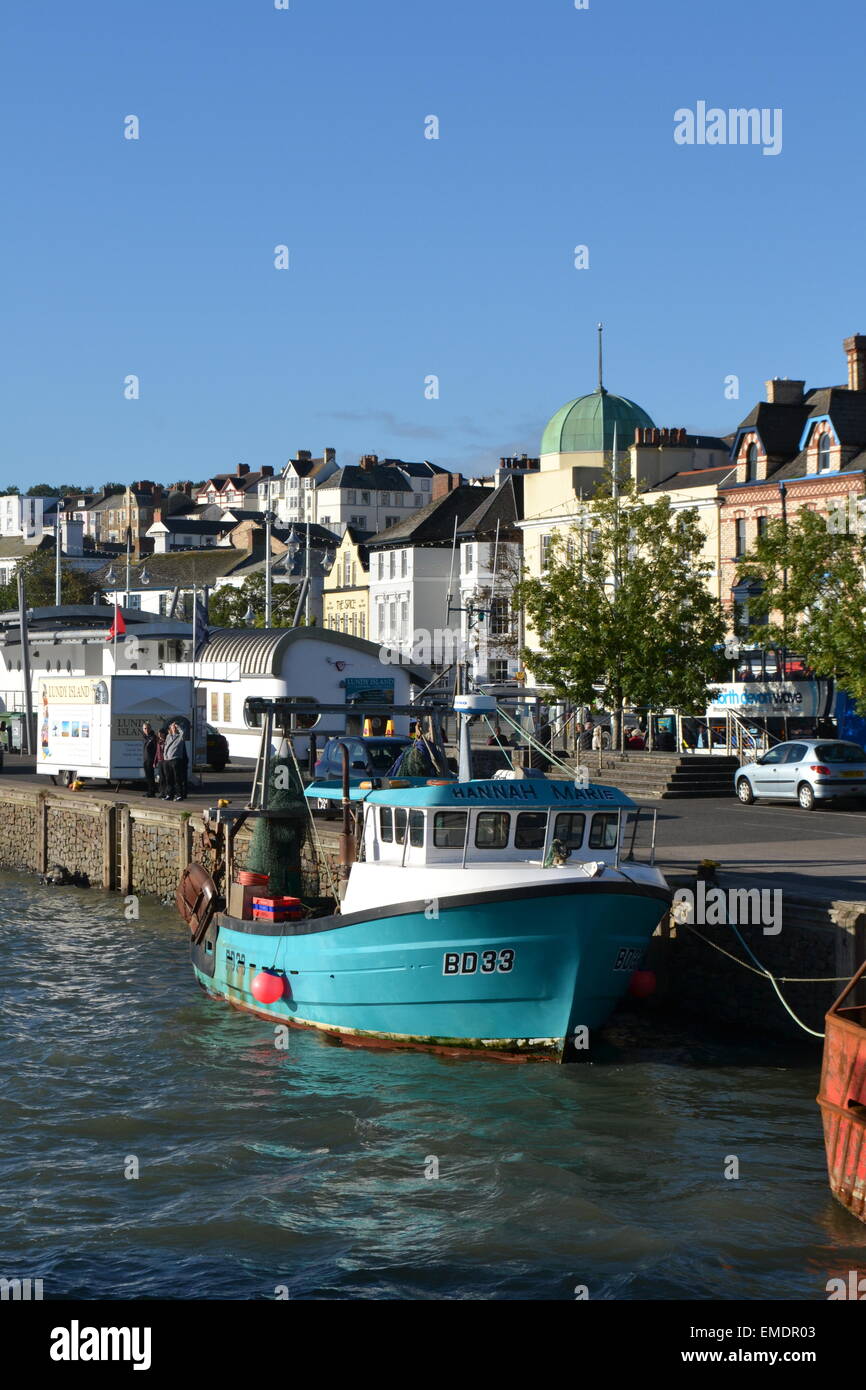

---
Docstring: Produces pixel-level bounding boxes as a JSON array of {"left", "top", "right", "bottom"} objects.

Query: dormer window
[
  {"left": 746, "top": 442, "right": 759, "bottom": 481},
  {"left": 818, "top": 432, "right": 833, "bottom": 472}
]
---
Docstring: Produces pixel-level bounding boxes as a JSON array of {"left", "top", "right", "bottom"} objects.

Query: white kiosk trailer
[{"left": 36, "top": 674, "right": 195, "bottom": 788}]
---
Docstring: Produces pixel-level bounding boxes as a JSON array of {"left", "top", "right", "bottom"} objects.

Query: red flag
[{"left": 106, "top": 606, "right": 126, "bottom": 641}]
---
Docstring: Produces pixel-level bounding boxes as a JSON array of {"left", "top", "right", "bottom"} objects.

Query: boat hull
[
  {"left": 191, "top": 879, "right": 670, "bottom": 1061},
  {"left": 818, "top": 969, "right": 866, "bottom": 1222}
]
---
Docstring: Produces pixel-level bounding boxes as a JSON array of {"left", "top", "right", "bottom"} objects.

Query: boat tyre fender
[{"left": 176, "top": 863, "right": 221, "bottom": 943}]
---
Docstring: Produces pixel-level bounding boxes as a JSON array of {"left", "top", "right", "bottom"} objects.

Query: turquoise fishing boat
[{"left": 181, "top": 733, "right": 671, "bottom": 1060}]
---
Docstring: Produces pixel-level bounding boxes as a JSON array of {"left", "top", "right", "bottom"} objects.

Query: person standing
[
  {"left": 141, "top": 722, "right": 157, "bottom": 797},
  {"left": 154, "top": 729, "right": 167, "bottom": 796},
  {"left": 162, "top": 722, "right": 185, "bottom": 801},
  {"left": 175, "top": 724, "right": 189, "bottom": 800}
]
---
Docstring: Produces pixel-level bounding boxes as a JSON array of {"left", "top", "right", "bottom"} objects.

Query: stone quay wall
[{"left": 649, "top": 873, "right": 866, "bottom": 1040}]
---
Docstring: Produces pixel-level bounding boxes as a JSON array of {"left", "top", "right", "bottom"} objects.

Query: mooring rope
[{"left": 679, "top": 920, "right": 827, "bottom": 1038}]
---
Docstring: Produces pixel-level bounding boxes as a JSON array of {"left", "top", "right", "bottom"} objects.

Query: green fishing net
[{"left": 245, "top": 750, "right": 308, "bottom": 898}]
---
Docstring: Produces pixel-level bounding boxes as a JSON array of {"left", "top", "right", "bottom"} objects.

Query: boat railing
[{"left": 622, "top": 806, "right": 658, "bottom": 867}]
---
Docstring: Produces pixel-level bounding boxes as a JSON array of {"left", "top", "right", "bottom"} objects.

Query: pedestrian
[
  {"left": 154, "top": 729, "right": 167, "bottom": 796},
  {"left": 176, "top": 724, "right": 189, "bottom": 799},
  {"left": 591, "top": 723, "right": 604, "bottom": 752},
  {"left": 162, "top": 721, "right": 186, "bottom": 802},
  {"left": 578, "top": 719, "right": 594, "bottom": 751},
  {"left": 141, "top": 722, "right": 157, "bottom": 797}
]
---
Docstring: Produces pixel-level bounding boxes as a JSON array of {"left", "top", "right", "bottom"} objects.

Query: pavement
[
  {"left": 645, "top": 794, "right": 866, "bottom": 900},
  {"left": 0, "top": 752, "right": 259, "bottom": 812}
]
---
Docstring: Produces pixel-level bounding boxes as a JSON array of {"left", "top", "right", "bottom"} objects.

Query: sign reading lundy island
[{"left": 40, "top": 678, "right": 106, "bottom": 704}]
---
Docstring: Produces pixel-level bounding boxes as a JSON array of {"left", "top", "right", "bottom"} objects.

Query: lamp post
[
  {"left": 263, "top": 474, "right": 276, "bottom": 628},
  {"left": 55, "top": 509, "right": 62, "bottom": 606}
]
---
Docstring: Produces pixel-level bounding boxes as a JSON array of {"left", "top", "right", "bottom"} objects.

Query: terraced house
[{"left": 721, "top": 334, "right": 866, "bottom": 635}]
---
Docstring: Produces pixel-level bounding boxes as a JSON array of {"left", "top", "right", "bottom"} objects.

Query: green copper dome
[{"left": 541, "top": 388, "right": 655, "bottom": 455}]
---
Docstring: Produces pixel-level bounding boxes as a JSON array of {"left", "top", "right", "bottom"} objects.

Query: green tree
[
  {"left": 208, "top": 571, "right": 300, "bottom": 628},
  {"left": 517, "top": 471, "right": 725, "bottom": 746},
  {"left": 0, "top": 548, "right": 102, "bottom": 610},
  {"left": 26, "top": 484, "right": 60, "bottom": 498},
  {"left": 740, "top": 505, "right": 866, "bottom": 710}
]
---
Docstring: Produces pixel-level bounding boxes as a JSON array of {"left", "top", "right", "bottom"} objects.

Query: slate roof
[
  {"left": 99, "top": 547, "right": 259, "bottom": 588},
  {"left": 733, "top": 400, "right": 813, "bottom": 457},
  {"left": 652, "top": 463, "right": 739, "bottom": 491},
  {"left": 457, "top": 476, "right": 524, "bottom": 537},
  {"left": 317, "top": 465, "right": 413, "bottom": 493},
  {"left": 798, "top": 387, "right": 866, "bottom": 446},
  {"left": 368, "top": 485, "right": 494, "bottom": 547}
]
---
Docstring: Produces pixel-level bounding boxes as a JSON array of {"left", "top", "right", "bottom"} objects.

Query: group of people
[{"left": 141, "top": 722, "right": 188, "bottom": 801}]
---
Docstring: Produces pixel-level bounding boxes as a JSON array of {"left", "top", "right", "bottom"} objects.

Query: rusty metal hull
[{"left": 817, "top": 959, "right": 866, "bottom": 1223}]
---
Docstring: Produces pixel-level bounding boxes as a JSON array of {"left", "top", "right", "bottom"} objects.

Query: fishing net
[{"left": 245, "top": 748, "right": 308, "bottom": 898}]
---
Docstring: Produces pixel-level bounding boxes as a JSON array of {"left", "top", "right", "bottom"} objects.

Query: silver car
[{"left": 735, "top": 739, "right": 866, "bottom": 810}]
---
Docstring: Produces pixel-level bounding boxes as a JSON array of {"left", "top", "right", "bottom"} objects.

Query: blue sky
[{"left": 1, "top": 0, "right": 863, "bottom": 487}]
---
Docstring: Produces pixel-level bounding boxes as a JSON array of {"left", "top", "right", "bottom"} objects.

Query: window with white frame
[{"left": 489, "top": 596, "right": 510, "bottom": 636}]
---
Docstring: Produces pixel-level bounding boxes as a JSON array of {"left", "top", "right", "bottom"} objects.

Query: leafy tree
[
  {"left": 27, "top": 484, "right": 60, "bottom": 498},
  {"left": 0, "top": 548, "right": 102, "bottom": 610},
  {"left": 0, "top": 485, "right": 20, "bottom": 496},
  {"left": 517, "top": 471, "right": 725, "bottom": 747},
  {"left": 739, "top": 505, "right": 866, "bottom": 710},
  {"left": 208, "top": 571, "right": 300, "bottom": 629}
]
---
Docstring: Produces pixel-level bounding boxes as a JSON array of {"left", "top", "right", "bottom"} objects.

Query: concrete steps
[{"left": 575, "top": 754, "right": 739, "bottom": 800}]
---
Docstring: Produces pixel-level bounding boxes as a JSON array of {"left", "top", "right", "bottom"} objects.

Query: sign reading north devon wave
[
  {"left": 38, "top": 674, "right": 194, "bottom": 783},
  {"left": 707, "top": 681, "right": 836, "bottom": 719}
]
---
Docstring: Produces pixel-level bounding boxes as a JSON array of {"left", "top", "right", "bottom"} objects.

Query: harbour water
[{"left": 2, "top": 875, "right": 865, "bottom": 1301}]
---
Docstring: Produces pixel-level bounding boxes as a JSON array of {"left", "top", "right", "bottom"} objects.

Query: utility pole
[
  {"left": 264, "top": 478, "right": 274, "bottom": 628},
  {"left": 17, "top": 568, "right": 34, "bottom": 753},
  {"left": 54, "top": 509, "right": 62, "bottom": 606}
]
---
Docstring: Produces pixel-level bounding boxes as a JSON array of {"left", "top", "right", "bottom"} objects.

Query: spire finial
[{"left": 597, "top": 322, "right": 604, "bottom": 393}]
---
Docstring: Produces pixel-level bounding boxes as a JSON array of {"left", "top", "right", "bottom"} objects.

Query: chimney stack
[
  {"left": 261, "top": 465, "right": 274, "bottom": 478},
  {"left": 359, "top": 454, "right": 379, "bottom": 471},
  {"left": 844, "top": 335, "right": 866, "bottom": 392},
  {"left": 237, "top": 463, "right": 250, "bottom": 477},
  {"left": 323, "top": 447, "right": 336, "bottom": 464},
  {"left": 432, "top": 472, "right": 462, "bottom": 500},
  {"left": 765, "top": 378, "right": 805, "bottom": 405}
]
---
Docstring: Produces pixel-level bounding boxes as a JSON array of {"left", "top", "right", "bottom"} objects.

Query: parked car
[
  {"left": 311, "top": 735, "right": 413, "bottom": 816},
  {"left": 734, "top": 739, "right": 866, "bottom": 810},
  {"left": 206, "top": 724, "right": 230, "bottom": 771}
]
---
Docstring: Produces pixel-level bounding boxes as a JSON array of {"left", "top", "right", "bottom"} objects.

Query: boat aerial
[{"left": 178, "top": 694, "right": 672, "bottom": 1062}]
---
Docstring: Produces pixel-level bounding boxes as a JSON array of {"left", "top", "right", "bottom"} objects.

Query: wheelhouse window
[
  {"left": 408, "top": 810, "right": 424, "bottom": 847},
  {"left": 588, "top": 812, "right": 619, "bottom": 849},
  {"left": 553, "top": 812, "right": 586, "bottom": 849},
  {"left": 433, "top": 811, "right": 468, "bottom": 848},
  {"left": 393, "top": 807, "right": 408, "bottom": 843},
  {"left": 379, "top": 807, "right": 393, "bottom": 842},
  {"left": 515, "top": 812, "right": 547, "bottom": 850},
  {"left": 475, "top": 811, "right": 510, "bottom": 849}
]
